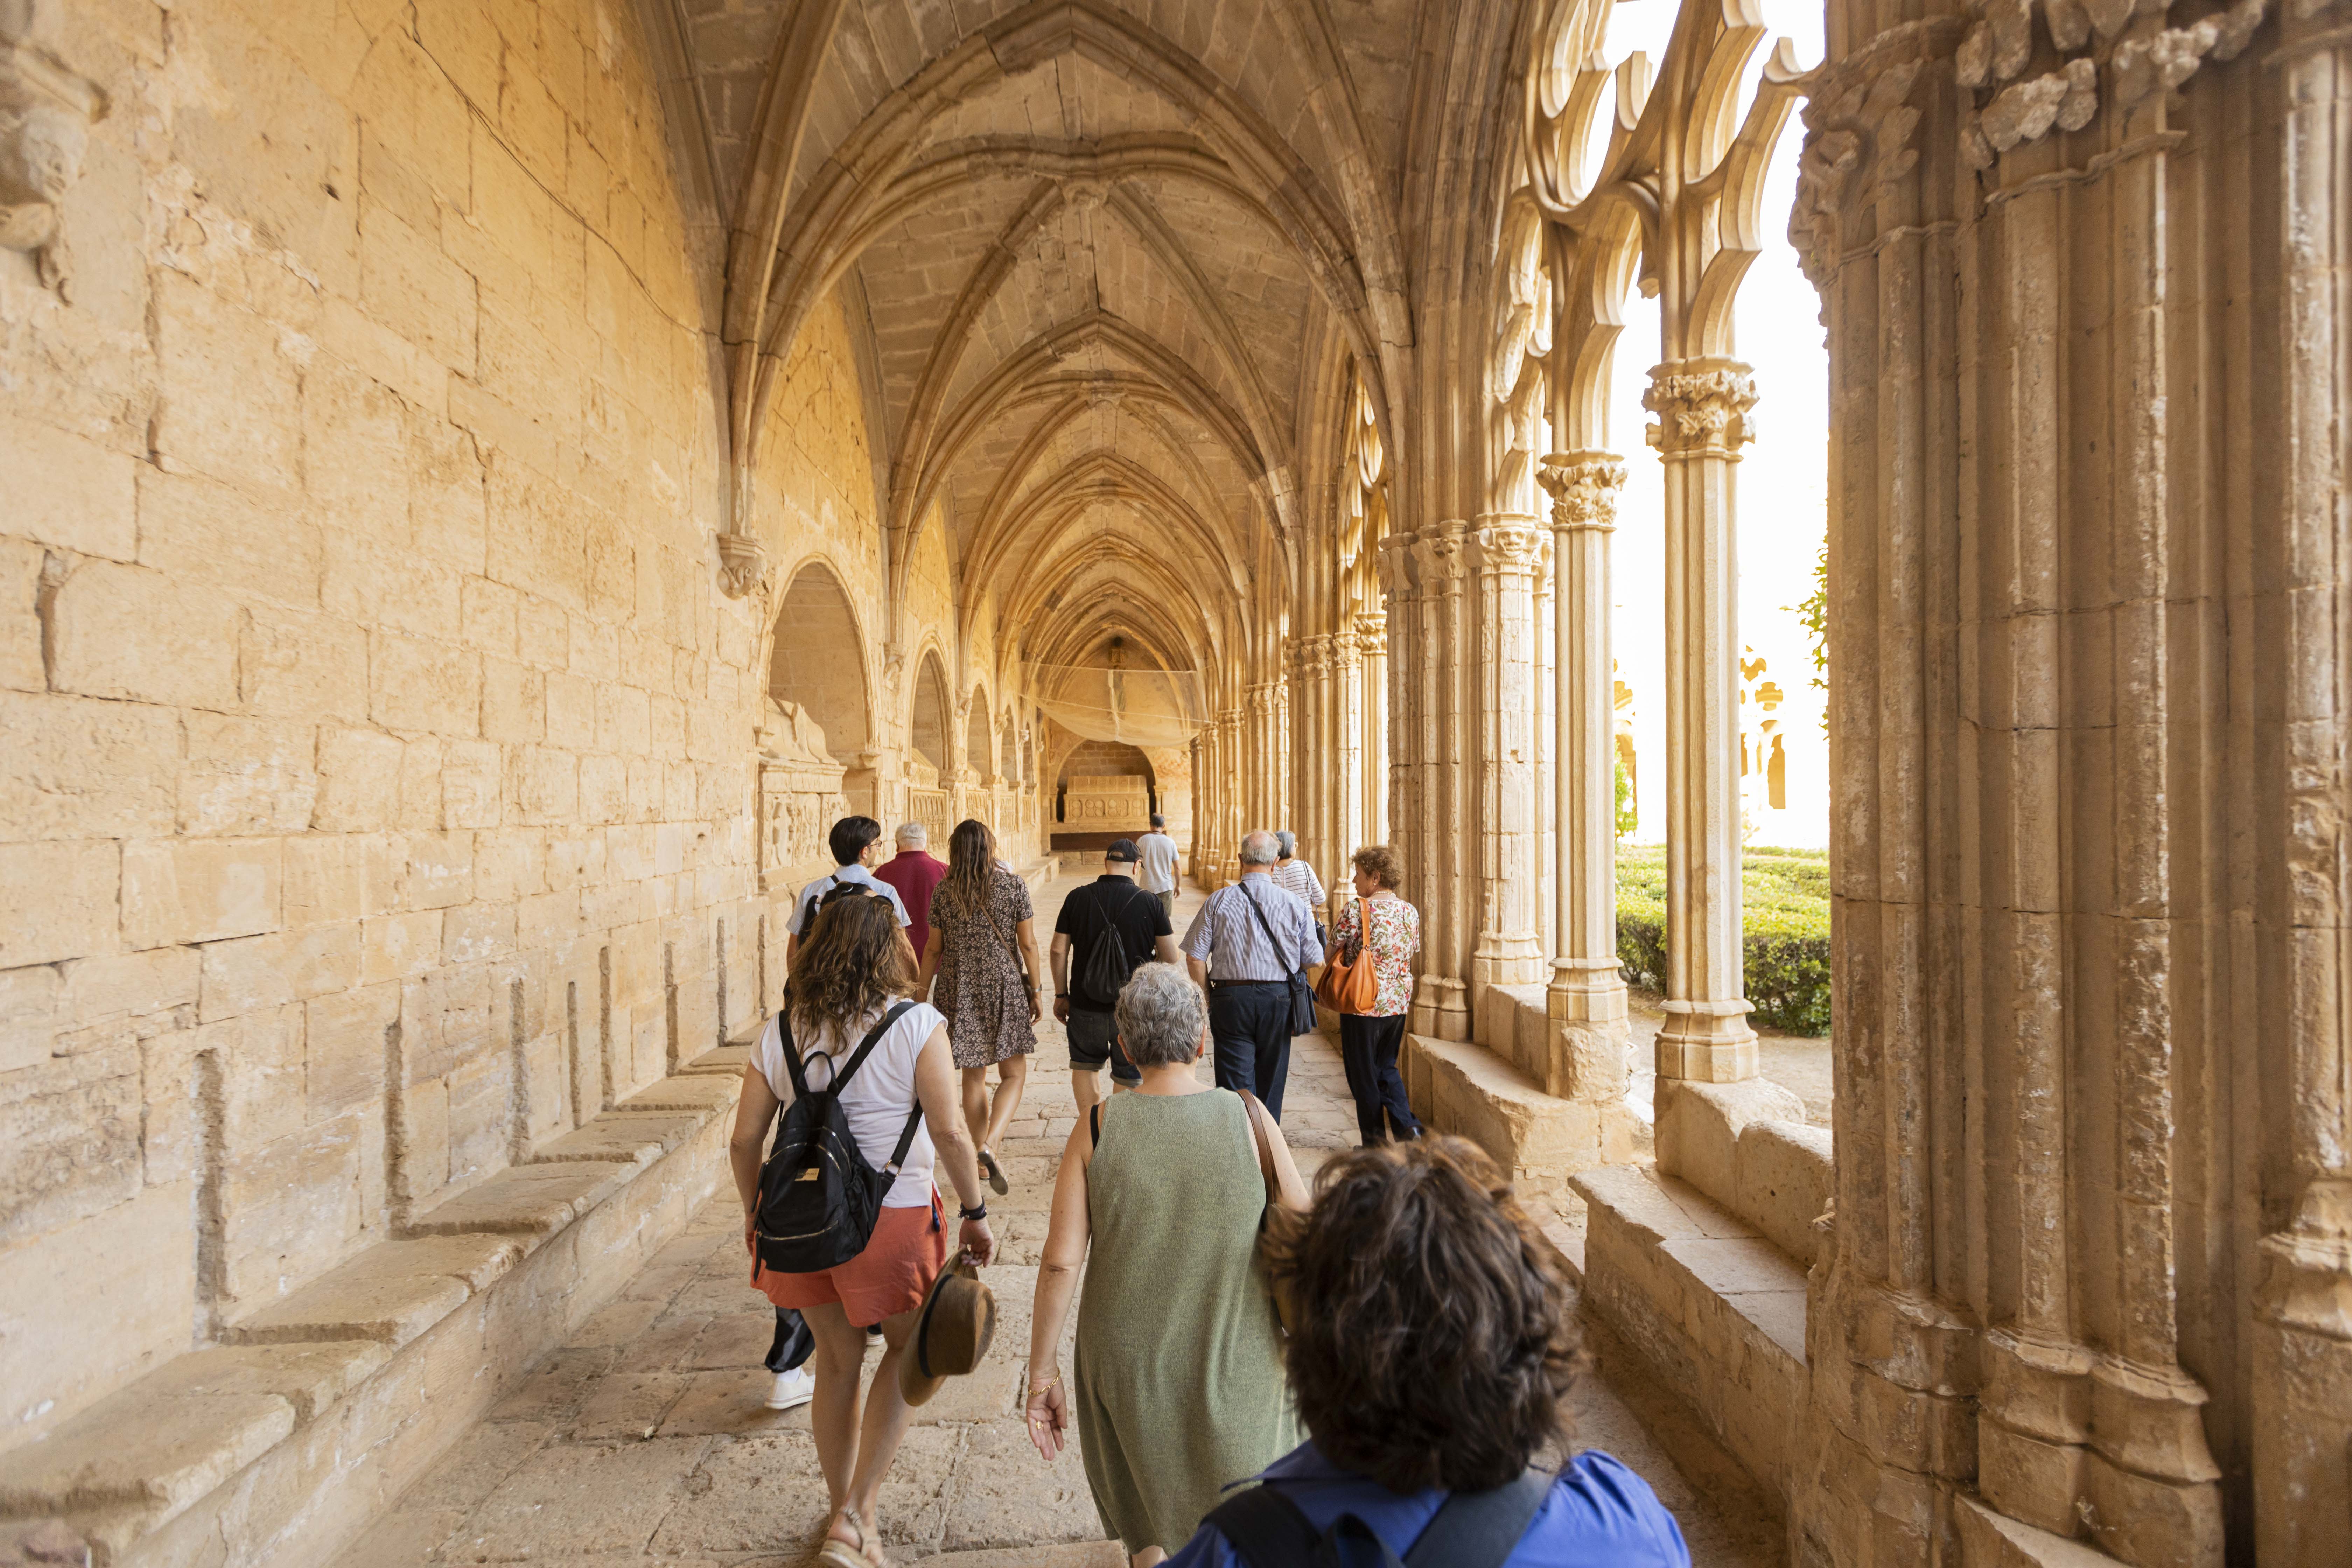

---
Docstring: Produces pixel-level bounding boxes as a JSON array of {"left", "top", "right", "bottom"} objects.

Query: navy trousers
[
  {"left": 1339, "top": 1012, "right": 1421, "bottom": 1145},
  {"left": 1209, "top": 981, "right": 1294, "bottom": 1120}
]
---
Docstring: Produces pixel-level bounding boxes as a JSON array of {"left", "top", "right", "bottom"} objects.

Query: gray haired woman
[{"left": 1022, "top": 964, "right": 1308, "bottom": 1567}]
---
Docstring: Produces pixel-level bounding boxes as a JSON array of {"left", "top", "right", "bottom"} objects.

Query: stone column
[
  {"left": 1538, "top": 453, "right": 1631, "bottom": 1101},
  {"left": 1414, "top": 521, "right": 1472, "bottom": 1040},
  {"left": 1469, "top": 513, "right": 1548, "bottom": 1035},
  {"left": 1219, "top": 706, "right": 1244, "bottom": 879},
  {"left": 1644, "top": 362, "right": 1758, "bottom": 1085},
  {"left": 1379, "top": 533, "right": 1423, "bottom": 969},
  {"left": 1330, "top": 629, "right": 1362, "bottom": 874},
  {"left": 1355, "top": 610, "right": 1388, "bottom": 847}
]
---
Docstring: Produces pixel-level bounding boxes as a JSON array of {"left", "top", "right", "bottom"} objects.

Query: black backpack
[
  {"left": 1204, "top": 1469, "right": 1549, "bottom": 1568},
  {"left": 1075, "top": 881, "right": 1147, "bottom": 1007},
  {"left": 754, "top": 1001, "right": 922, "bottom": 1274}
]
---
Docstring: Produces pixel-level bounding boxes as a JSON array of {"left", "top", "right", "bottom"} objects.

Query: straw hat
[{"left": 898, "top": 1260, "right": 996, "bottom": 1407}]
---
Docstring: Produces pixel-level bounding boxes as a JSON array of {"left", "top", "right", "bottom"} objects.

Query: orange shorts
[{"left": 751, "top": 1195, "right": 947, "bottom": 1327}]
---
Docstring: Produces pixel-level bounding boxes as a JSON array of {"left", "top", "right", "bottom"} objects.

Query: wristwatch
[{"left": 958, "top": 1200, "right": 988, "bottom": 1222}]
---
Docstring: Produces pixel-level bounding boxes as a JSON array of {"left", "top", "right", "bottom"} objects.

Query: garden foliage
[{"left": 1616, "top": 844, "right": 1830, "bottom": 1035}]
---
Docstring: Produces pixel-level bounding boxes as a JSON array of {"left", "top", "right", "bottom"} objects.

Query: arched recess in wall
[
  {"left": 910, "top": 651, "right": 952, "bottom": 778},
  {"left": 966, "top": 687, "right": 993, "bottom": 781},
  {"left": 1056, "top": 741, "right": 1158, "bottom": 824},
  {"left": 767, "top": 561, "right": 872, "bottom": 761}
]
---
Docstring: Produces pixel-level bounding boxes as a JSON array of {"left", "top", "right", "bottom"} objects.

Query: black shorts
[{"left": 1066, "top": 1006, "right": 1140, "bottom": 1085}]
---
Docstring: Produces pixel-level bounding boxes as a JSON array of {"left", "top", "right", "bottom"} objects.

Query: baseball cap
[{"left": 1104, "top": 838, "right": 1140, "bottom": 862}]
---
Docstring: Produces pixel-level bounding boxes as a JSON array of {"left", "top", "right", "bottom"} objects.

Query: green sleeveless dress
[{"left": 1073, "top": 1089, "right": 1302, "bottom": 1554}]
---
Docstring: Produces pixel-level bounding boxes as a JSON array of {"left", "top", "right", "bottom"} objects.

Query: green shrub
[{"left": 1615, "top": 844, "right": 1831, "bottom": 1035}]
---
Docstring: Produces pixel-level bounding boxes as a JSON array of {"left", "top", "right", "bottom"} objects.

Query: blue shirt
[
  {"left": 1163, "top": 1443, "right": 1691, "bottom": 1568},
  {"left": 1182, "top": 873, "right": 1321, "bottom": 981},
  {"left": 785, "top": 863, "right": 911, "bottom": 935}
]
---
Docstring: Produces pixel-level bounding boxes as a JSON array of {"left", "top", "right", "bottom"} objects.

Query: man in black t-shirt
[{"left": 1050, "top": 838, "right": 1180, "bottom": 1111}]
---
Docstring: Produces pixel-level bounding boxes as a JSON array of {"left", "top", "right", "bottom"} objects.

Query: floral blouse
[{"left": 1331, "top": 895, "right": 1420, "bottom": 1017}]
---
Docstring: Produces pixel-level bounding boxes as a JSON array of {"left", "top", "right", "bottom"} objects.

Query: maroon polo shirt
[{"left": 874, "top": 849, "right": 949, "bottom": 958}]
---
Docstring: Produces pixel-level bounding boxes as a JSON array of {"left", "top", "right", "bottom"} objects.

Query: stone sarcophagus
[
  {"left": 757, "top": 700, "right": 847, "bottom": 894},
  {"left": 1060, "top": 774, "right": 1150, "bottom": 832}
]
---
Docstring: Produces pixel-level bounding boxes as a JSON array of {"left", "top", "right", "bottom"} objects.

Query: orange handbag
[{"left": 1313, "top": 897, "right": 1381, "bottom": 1015}]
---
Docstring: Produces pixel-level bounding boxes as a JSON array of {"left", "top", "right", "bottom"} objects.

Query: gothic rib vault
[{"left": 0, "top": 0, "right": 2348, "bottom": 1563}]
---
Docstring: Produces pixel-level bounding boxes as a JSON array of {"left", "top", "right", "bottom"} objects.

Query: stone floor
[{"left": 332, "top": 877, "right": 1785, "bottom": 1568}]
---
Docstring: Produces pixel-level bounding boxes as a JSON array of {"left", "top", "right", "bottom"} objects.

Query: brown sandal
[{"left": 814, "top": 1507, "right": 888, "bottom": 1568}]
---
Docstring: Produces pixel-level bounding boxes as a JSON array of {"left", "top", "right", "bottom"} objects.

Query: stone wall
[{"left": 0, "top": 0, "right": 1027, "bottom": 1462}]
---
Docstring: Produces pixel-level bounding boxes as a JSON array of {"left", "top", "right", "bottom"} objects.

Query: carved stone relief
[{"left": 0, "top": 0, "right": 105, "bottom": 300}]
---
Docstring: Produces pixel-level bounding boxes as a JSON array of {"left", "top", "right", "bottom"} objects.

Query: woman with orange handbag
[{"left": 1326, "top": 845, "right": 1423, "bottom": 1146}]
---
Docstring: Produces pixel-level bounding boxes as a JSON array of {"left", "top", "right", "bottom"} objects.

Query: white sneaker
[{"left": 765, "top": 1367, "right": 814, "bottom": 1411}]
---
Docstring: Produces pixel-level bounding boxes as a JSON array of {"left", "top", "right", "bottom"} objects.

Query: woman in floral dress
[
  {"left": 917, "top": 818, "right": 1045, "bottom": 1191},
  {"left": 1327, "top": 844, "right": 1423, "bottom": 1146}
]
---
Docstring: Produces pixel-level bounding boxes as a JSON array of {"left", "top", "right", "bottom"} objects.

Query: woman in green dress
[{"left": 1022, "top": 962, "right": 1309, "bottom": 1566}]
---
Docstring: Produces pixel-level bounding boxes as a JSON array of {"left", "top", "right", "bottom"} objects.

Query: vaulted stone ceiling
[{"left": 649, "top": 0, "right": 1423, "bottom": 678}]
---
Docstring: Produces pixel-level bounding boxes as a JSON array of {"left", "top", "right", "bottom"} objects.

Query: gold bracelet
[{"left": 1026, "top": 1370, "right": 1061, "bottom": 1396}]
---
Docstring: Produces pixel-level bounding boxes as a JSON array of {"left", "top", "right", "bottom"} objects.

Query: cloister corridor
[
  {"left": 2, "top": 0, "right": 2349, "bottom": 1562},
  {"left": 320, "top": 874, "right": 1785, "bottom": 1567}
]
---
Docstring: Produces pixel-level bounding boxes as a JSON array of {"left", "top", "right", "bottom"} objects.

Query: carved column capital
[
  {"left": 1537, "top": 452, "right": 1629, "bottom": 532},
  {"left": 0, "top": 3, "right": 107, "bottom": 300},
  {"left": 1352, "top": 611, "right": 1388, "bottom": 660},
  {"left": 1470, "top": 515, "right": 1547, "bottom": 577},
  {"left": 1413, "top": 519, "right": 1471, "bottom": 584},
  {"left": 1644, "top": 360, "right": 1759, "bottom": 454},
  {"left": 715, "top": 531, "right": 771, "bottom": 599}
]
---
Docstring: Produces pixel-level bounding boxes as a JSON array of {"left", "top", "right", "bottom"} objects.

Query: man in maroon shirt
[{"left": 873, "top": 820, "right": 948, "bottom": 962}]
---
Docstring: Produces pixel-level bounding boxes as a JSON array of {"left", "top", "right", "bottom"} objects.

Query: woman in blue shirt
[{"left": 1162, "top": 1136, "right": 1692, "bottom": 1568}]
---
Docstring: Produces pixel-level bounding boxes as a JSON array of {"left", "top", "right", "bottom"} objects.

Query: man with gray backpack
[{"left": 1050, "top": 839, "right": 1181, "bottom": 1112}]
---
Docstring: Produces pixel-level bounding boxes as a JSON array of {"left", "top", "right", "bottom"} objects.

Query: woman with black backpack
[{"left": 728, "top": 887, "right": 996, "bottom": 1568}]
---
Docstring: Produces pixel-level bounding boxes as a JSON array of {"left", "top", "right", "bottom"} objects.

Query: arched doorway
[
  {"left": 767, "top": 563, "right": 871, "bottom": 759},
  {"left": 909, "top": 652, "right": 951, "bottom": 779},
  {"left": 761, "top": 561, "right": 873, "bottom": 888},
  {"left": 1052, "top": 739, "right": 1157, "bottom": 850}
]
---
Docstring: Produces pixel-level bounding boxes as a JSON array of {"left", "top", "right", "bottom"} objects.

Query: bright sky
[{"left": 1599, "top": 0, "right": 1829, "bottom": 847}]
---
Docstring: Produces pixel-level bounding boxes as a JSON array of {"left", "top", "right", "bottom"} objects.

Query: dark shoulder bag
[
  {"left": 1239, "top": 882, "right": 1319, "bottom": 1036},
  {"left": 1205, "top": 1469, "right": 1550, "bottom": 1568},
  {"left": 754, "top": 1000, "right": 921, "bottom": 1274}
]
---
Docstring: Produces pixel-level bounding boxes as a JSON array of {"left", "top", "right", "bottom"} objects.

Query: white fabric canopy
[{"left": 1027, "top": 662, "right": 1209, "bottom": 748}]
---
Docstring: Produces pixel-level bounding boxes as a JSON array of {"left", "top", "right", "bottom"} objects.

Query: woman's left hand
[
  {"left": 742, "top": 1207, "right": 757, "bottom": 1256},
  {"left": 1024, "top": 1367, "right": 1069, "bottom": 1460}
]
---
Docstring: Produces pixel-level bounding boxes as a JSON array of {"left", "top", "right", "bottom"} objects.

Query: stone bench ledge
[
  {"left": 1571, "top": 1162, "right": 1809, "bottom": 1500},
  {"left": 531, "top": 1113, "right": 705, "bottom": 1168},
  {"left": 1403, "top": 1034, "right": 1638, "bottom": 1187},
  {"left": 229, "top": 1233, "right": 523, "bottom": 1349},
  {"left": 400, "top": 1161, "right": 636, "bottom": 1241},
  {"left": 0, "top": 1073, "right": 740, "bottom": 1565},
  {"left": 618, "top": 1072, "right": 742, "bottom": 1114}
]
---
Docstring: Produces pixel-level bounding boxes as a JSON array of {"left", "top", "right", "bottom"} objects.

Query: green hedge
[{"left": 1616, "top": 845, "right": 1830, "bottom": 1035}]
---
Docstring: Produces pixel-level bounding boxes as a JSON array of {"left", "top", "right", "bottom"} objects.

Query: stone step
[{"left": 1569, "top": 1163, "right": 1808, "bottom": 1505}]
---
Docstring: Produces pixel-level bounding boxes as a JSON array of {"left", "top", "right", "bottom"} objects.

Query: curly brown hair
[
  {"left": 1263, "top": 1135, "right": 1582, "bottom": 1493},
  {"left": 1350, "top": 844, "right": 1404, "bottom": 891},
  {"left": 783, "top": 889, "right": 912, "bottom": 1036}
]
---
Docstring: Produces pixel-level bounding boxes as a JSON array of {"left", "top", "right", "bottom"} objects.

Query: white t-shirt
[
  {"left": 754, "top": 1001, "right": 944, "bottom": 1207},
  {"left": 1137, "top": 832, "right": 1181, "bottom": 894}
]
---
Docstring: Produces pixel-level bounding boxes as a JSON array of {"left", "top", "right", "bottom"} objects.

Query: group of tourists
[{"left": 726, "top": 813, "right": 1691, "bottom": 1568}]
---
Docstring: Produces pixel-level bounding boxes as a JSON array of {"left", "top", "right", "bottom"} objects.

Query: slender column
[
  {"left": 1539, "top": 453, "right": 1631, "bottom": 1100},
  {"left": 1645, "top": 363, "right": 1759, "bottom": 1083},
  {"left": 1469, "top": 514, "right": 1549, "bottom": 1030},
  {"left": 1356, "top": 610, "right": 1389, "bottom": 846},
  {"left": 1414, "top": 522, "right": 1472, "bottom": 1039},
  {"left": 1331, "top": 630, "right": 1362, "bottom": 872},
  {"left": 1220, "top": 707, "right": 1244, "bottom": 877},
  {"left": 1379, "top": 535, "right": 1423, "bottom": 988},
  {"left": 2256, "top": 13, "right": 2352, "bottom": 1558}
]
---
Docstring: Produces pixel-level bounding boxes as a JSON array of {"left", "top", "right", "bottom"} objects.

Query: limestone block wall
[{"left": 0, "top": 0, "right": 943, "bottom": 1462}]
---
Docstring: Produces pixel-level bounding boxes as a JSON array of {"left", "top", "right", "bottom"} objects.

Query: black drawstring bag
[{"left": 755, "top": 1001, "right": 920, "bottom": 1274}]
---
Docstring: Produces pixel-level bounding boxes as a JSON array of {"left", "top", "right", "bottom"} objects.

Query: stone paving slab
[{"left": 335, "top": 880, "right": 1785, "bottom": 1568}]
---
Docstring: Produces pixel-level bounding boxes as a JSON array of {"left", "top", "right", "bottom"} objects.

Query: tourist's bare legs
[
  {"left": 807, "top": 1299, "right": 922, "bottom": 1564},
  {"left": 982, "top": 1054, "right": 1029, "bottom": 1151},
  {"left": 1071, "top": 1063, "right": 1105, "bottom": 1114}
]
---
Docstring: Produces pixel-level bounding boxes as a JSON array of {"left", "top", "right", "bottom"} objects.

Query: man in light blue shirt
[
  {"left": 1182, "top": 830, "right": 1321, "bottom": 1118},
  {"left": 1136, "top": 814, "right": 1182, "bottom": 922},
  {"left": 785, "top": 815, "right": 914, "bottom": 970}
]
